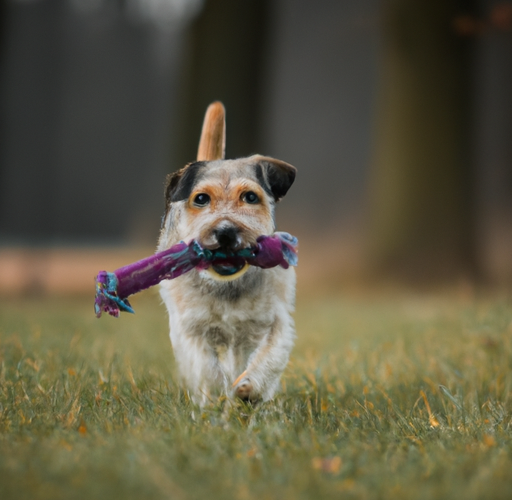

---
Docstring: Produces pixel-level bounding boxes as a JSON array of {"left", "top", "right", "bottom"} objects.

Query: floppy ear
[
  {"left": 165, "top": 161, "right": 206, "bottom": 204},
  {"left": 197, "top": 101, "right": 226, "bottom": 161},
  {"left": 252, "top": 155, "right": 297, "bottom": 201}
]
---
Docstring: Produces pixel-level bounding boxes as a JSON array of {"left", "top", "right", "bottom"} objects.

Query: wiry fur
[{"left": 158, "top": 155, "right": 296, "bottom": 405}]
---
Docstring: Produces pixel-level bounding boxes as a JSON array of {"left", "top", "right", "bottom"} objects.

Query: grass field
[{"left": 1, "top": 286, "right": 512, "bottom": 499}]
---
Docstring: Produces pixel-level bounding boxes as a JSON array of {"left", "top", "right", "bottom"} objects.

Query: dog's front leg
[{"left": 233, "top": 315, "right": 295, "bottom": 402}]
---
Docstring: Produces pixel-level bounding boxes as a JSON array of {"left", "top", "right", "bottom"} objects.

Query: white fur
[
  {"left": 158, "top": 157, "right": 296, "bottom": 405},
  {"left": 159, "top": 267, "right": 295, "bottom": 404}
]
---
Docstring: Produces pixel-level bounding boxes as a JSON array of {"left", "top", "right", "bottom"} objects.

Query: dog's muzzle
[
  {"left": 214, "top": 226, "right": 240, "bottom": 250},
  {"left": 205, "top": 224, "right": 250, "bottom": 281}
]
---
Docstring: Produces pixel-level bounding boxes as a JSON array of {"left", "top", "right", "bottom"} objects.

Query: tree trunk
[
  {"left": 366, "top": 0, "right": 479, "bottom": 282},
  {"left": 171, "top": 0, "right": 270, "bottom": 168}
]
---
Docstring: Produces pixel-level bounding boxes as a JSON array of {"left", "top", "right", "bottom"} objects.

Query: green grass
[{"left": 1, "top": 287, "right": 512, "bottom": 499}]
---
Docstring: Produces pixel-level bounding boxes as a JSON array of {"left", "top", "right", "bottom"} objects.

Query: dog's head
[
  {"left": 158, "top": 102, "right": 296, "bottom": 280},
  {"left": 160, "top": 155, "right": 296, "bottom": 255}
]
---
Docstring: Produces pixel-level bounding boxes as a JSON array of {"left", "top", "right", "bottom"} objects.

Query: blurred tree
[
  {"left": 0, "top": 0, "right": 7, "bottom": 206},
  {"left": 366, "top": 0, "right": 479, "bottom": 282},
  {"left": 0, "top": 0, "right": 191, "bottom": 245},
  {"left": 171, "top": 0, "right": 270, "bottom": 167},
  {"left": 0, "top": 0, "right": 66, "bottom": 242}
]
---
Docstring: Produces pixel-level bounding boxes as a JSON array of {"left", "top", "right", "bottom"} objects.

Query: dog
[{"left": 157, "top": 102, "right": 296, "bottom": 405}]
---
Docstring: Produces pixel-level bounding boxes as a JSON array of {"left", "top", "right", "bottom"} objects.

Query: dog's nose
[{"left": 214, "top": 226, "right": 240, "bottom": 250}]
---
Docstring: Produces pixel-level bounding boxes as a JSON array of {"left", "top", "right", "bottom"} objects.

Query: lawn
[{"left": 1, "top": 286, "right": 512, "bottom": 499}]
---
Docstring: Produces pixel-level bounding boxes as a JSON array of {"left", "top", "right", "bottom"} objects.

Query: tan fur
[
  {"left": 196, "top": 101, "right": 226, "bottom": 162},
  {"left": 158, "top": 104, "right": 296, "bottom": 405}
]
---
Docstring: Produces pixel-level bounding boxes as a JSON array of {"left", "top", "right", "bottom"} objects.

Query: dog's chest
[
  {"left": 161, "top": 274, "right": 278, "bottom": 349},
  {"left": 195, "top": 294, "right": 274, "bottom": 347}
]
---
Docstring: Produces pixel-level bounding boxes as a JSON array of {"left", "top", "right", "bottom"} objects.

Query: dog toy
[{"left": 94, "top": 232, "right": 298, "bottom": 318}]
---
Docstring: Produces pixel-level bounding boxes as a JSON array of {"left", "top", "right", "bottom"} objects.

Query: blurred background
[{"left": 0, "top": 0, "right": 511, "bottom": 294}]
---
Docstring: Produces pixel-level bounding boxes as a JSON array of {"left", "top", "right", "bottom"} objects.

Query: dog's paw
[{"left": 234, "top": 377, "right": 259, "bottom": 402}]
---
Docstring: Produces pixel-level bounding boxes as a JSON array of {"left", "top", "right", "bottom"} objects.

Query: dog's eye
[
  {"left": 242, "top": 191, "right": 260, "bottom": 204},
  {"left": 193, "top": 193, "right": 210, "bottom": 207}
]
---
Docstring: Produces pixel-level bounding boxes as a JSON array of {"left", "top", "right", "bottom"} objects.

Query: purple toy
[{"left": 94, "top": 232, "right": 298, "bottom": 318}]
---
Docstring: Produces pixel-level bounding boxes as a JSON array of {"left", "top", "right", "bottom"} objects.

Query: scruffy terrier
[{"left": 157, "top": 102, "right": 296, "bottom": 404}]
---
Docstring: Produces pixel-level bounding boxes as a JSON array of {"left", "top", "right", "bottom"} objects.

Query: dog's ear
[
  {"left": 197, "top": 101, "right": 226, "bottom": 161},
  {"left": 252, "top": 155, "right": 297, "bottom": 201},
  {"left": 165, "top": 161, "right": 206, "bottom": 204}
]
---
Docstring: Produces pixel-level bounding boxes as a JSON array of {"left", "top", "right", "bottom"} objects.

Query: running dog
[{"left": 158, "top": 102, "right": 296, "bottom": 404}]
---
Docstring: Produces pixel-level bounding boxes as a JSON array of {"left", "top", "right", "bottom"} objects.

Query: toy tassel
[{"left": 94, "top": 232, "right": 298, "bottom": 318}]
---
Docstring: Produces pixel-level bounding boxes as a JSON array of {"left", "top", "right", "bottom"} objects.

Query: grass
[{"left": 1, "top": 286, "right": 512, "bottom": 499}]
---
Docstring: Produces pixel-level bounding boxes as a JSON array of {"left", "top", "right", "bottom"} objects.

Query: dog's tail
[{"left": 197, "top": 101, "right": 226, "bottom": 162}]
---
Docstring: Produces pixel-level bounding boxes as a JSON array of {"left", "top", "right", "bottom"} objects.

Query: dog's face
[{"left": 159, "top": 155, "right": 296, "bottom": 264}]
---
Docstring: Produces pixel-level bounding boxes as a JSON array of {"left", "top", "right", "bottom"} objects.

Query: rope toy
[{"left": 94, "top": 232, "right": 298, "bottom": 318}]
